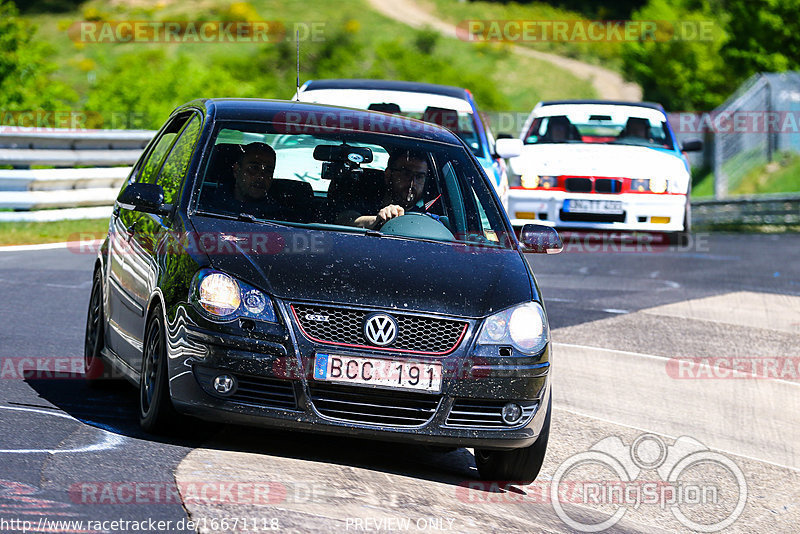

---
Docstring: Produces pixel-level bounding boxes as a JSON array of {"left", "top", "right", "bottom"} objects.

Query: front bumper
[
  {"left": 508, "top": 190, "right": 687, "bottom": 232},
  {"left": 166, "top": 303, "right": 551, "bottom": 451}
]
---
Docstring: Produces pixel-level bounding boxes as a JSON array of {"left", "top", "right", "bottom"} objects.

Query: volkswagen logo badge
[{"left": 363, "top": 313, "right": 398, "bottom": 346}]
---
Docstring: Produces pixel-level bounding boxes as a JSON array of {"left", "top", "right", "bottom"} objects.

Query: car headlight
[
  {"left": 630, "top": 178, "right": 649, "bottom": 192},
  {"left": 476, "top": 302, "right": 549, "bottom": 355},
  {"left": 521, "top": 175, "right": 557, "bottom": 189},
  {"left": 649, "top": 176, "right": 668, "bottom": 193},
  {"left": 190, "top": 269, "right": 276, "bottom": 322}
]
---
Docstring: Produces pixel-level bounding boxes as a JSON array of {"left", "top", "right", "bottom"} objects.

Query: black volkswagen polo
[{"left": 83, "top": 98, "right": 563, "bottom": 482}]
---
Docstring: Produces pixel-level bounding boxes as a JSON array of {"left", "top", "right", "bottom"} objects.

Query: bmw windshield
[{"left": 524, "top": 106, "right": 675, "bottom": 150}]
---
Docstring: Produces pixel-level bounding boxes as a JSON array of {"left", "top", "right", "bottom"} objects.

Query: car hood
[
  {"left": 509, "top": 143, "right": 689, "bottom": 189},
  {"left": 190, "top": 216, "right": 534, "bottom": 318}
]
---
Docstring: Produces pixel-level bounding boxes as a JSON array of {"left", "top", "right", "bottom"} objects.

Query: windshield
[
  {"left": 300, "top": 90, "right": 484, "bottom": 157},
  {"left": 193, "top": 121, "right": 511, "bottom": 248},
  {"left": 524, "top": 107, "right": 674, "bottom": 150}
]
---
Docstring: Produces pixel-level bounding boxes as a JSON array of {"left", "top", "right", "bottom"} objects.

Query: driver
[{"left": 351, "top": 149, "right": 429, "bottom": 229}]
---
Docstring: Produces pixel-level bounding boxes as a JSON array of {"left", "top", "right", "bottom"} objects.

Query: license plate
[
  {"left": 564, "top": 199, "right": 623, "bottom": 214},
  {"left": 314, "top": 354, "right": 442, "bottom": 393}
]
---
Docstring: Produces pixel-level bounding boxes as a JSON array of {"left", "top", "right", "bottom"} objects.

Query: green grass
[
  {"left": 730, "top": 152, "right": 800, "bottom": 195},
  {"left": 23, "top": 0, "right": 596, "bottom": 121},
  {"left": 691, "top": 152, "right": 800, "bottom": 198},
  {"left": 0, "top": 218, "right": 109, "bottom": 246}
]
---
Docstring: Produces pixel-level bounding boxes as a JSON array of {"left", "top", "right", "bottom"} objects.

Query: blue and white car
[
  {"left": 295, "top": 79, "right": 521, "bottom": 209},
  {"left": 507, "top": 100, "right": 702, "bottom": 239}
]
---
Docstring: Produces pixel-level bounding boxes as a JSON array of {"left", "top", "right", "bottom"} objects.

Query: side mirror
[
  {"left": 117, "top": 182, "right": 171, "bottom": 216},
  {"left": 681, "top": 138, "right": 703, "bottom": 152},
  {"left": 495, "top": 138, "right": 523, "bottom": 159},
  {"left": 519, "top": 224, "right": 563, "bottom": 254}
]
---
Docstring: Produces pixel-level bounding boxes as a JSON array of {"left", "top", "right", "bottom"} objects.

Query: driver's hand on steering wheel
[{"left": 375, "top": 204, "right": 405, "bottom": 227}]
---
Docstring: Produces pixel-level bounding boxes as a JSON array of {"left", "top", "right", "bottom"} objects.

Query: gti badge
[
  {"left": 364, "top": 313, "right": 398, "bottom": 346},
  {"left": 305, "top": 313, "right": 329, "bottom": 322}
]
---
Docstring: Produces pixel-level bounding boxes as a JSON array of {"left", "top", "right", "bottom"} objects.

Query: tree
[{"left": 0, "top": 0, "right": 75, "bottom": 111}]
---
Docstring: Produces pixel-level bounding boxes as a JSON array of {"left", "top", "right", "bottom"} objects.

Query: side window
[
  {"left": 137, "top": 114, "right": 192, "bottom": 184},
  {"left": 157, "top": 114, "right": 202, "bottom": 204}
]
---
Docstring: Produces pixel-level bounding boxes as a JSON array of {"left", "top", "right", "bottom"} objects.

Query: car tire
[
  {"left": 669, "top": 201, "right": 691, "bottom": 247},
  {"left": 474, "top": 393, "right": 551, "bottom": 483},
  {"left": 83, "top": 270, "right": 107, "bottom": 385},
  {"left": 139, "top": 303, "right": 179, "bottom": 433}
]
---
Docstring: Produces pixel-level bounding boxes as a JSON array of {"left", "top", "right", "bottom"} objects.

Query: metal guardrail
[
  {"left": 0, "top": 127, "right": 154, "bottom": 221},
  {"left": 1, "top": 127, "right": 798, "bottom": 227},
  {"left": 692, "top": 194, "right": 800, "bottom": 227}
]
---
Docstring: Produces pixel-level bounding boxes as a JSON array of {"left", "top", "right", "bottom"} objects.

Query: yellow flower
[{"left": 345, "top": 19, "right": 360, "bottom": 34}]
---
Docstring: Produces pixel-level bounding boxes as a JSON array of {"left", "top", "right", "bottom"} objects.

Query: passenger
[
  {"left": 544, "top": 116, "right": 572, "bottom": 143},
  {"left": 204, "top": 142, "right": 287, "bottom": 219},
  {"left": 622, "top": 117, "right": 652, "bottom": 141},
  {"left": 232, "top": 142, "right": 277, "bottom": 203}
]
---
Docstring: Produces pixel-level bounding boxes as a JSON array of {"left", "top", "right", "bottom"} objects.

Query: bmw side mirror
[
  {"left": 681, "top": 138, "right": 703, "bottom": 152},
  {"left": 519, "top": 224, "right": 563, "bottom": 254},
  {"left": 117, "top": 182, "right": 172, "bottom": 216},
  {"left": 494, "top": 138, "right": 523, "bottom": 159}
]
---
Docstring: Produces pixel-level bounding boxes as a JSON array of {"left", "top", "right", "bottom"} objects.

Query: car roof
[
  {"left": 301, "top": 79, "right": 471, "bottom": 101},
  {"left": 178, "top": 98, "right": 463, "bottom": 145},
  {"left": 533, "top": 101, "right": 668, "bottom": 122},
  {"left": 539, "top": 100, "right": 665, "bottom": 112}
]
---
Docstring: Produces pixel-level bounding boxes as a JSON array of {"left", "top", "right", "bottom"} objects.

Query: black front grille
[
  {"left": 565, "top": 177, "right": 592, "bottom": 192},
  {"left": 446, "top": 399, "right": 537, "bottom": 428},
  {"left": 595, "top": 179, "right": 623, "bottom": 194},
  {"left": 230, "top": 374, "right": 298, "bottom": 409},
  {"left": 292, "top": 304, "right": 467, "bottom": 354},
  {"left": 309, "top": 383, "right": 440, "bottom": 426}
]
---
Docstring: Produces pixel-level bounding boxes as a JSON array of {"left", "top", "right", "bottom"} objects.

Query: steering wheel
[{"left": 378, "top": 212, "right": 455, "bottom": 241}]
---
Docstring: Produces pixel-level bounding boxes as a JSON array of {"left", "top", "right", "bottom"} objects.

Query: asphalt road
[{"left": 0, "top": 233, "right": 798, "bottom": 533}]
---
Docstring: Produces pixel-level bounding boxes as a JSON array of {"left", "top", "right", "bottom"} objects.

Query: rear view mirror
[
  {"left": 117, "top": 182, "right": 171, "bottom": 216},
  {"left": 495, "top": 138, "right": 523, "bottom": 159},
  {"left": 519, "top": 224, "right": 563, "bottom": 254},
  {"left": 313, "top": 144, "right": 374, "bottom": 164},
  {"left": 681, "top": 138, "right": 703, "bottom": 152}
]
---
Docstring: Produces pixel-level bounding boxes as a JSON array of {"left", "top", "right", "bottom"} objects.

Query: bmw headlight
[
  {"left": 190, "top": 269, "right": 276, "bottom": 322},
  {"left": 477, "top": 302, "right": 549, "bottom": 355},
  {"left": 649, "top": 176, "right": 668, "bottom": 194}
]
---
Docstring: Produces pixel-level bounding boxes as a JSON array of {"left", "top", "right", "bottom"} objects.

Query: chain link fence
[{"left": 713, "top": 72, "right": 800, "bottom": 198}]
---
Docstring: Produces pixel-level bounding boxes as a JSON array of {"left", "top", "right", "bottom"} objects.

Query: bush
[{"left": 0, "top": 0, "right": 76, "bottom": 112}]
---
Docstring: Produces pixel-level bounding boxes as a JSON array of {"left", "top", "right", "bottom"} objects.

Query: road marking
[
  {"left": 0, "top": 405, "right": 124, "bottom": 454},
  {"left": 0, "top": 240, "right": 103, "bottom": 253},
  {"left": 554, "top": 405, "right": 800, "bottom": 474},
  {"left": 642, "top": 290, "right": 800, "bottom": 334},
  {"left": 553, "top": 342, "right": 800, "bottom": 386},
  {"left": 553, "top": 342, "right": 800, "bottom": 470}
]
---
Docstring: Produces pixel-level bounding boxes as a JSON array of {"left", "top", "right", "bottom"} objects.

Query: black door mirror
[
  {"left": 681, "top": 138, "right": 703, "bottom": 152},
  {"left": 519, "top": 224, "right": 563, "bottom": 254},
  {"left": 117, "top": 182, "right": 171, "bottom": 216}
]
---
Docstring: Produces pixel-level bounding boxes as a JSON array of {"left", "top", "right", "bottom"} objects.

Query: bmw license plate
[
  {"left": 564, "top": 199, "right": 623, "bottom": 214},
  {"left": 314, "top": 353, "right": 442, "bottom": 393}
]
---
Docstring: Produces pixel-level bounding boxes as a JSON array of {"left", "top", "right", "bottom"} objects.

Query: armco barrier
[
  {"left": 0, "top": 127, "right": 154, "bottom": 222},
  {"left": 692, "top": 194, "right": 800, "bottom": 228}
]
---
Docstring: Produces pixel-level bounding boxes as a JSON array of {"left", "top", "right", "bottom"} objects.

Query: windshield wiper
[{"left": 194, "top": 210, "right": 290, "bottom": 228}]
